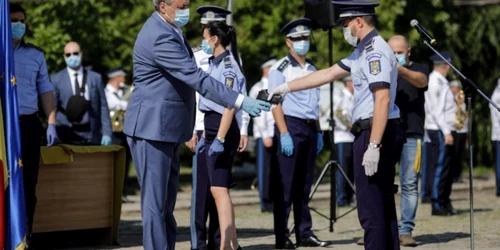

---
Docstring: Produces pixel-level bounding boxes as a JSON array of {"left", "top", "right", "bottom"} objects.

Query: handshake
[{"left": 241, "top": 86, "right": 287, "bottom": 117}]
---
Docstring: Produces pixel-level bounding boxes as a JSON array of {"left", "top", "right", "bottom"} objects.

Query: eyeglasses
[
  {"left": 65, "top": 52, "right": 80, "bottom": 57},
  {"left": 288, "top": 36, "right": 310, "bottom": 42}
]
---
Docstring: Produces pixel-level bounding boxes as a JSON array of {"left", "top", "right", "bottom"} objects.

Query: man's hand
[
  {"left": 241, "top": 97, "right": 271, "bottom": 117},
  {"left": 263, "top": 137, "right": 273, "bottom": 148},
  {"left": 362, "top": 147, "right": 380, "bottom": 176},
  {"left": 185, "top": 133, "right": 198, "bottom": 153},
  {"left": 238, "top": 135, "right": 248, "bottom": 152},
  {"left": 209, "top": 138, "right": 224, "bottom": 156},
  {"left": 268, "top": 83, "right": 290, "bottom": 101},
  {"left": 101, "top": 135, "right": 112, "bottom": 145},
  {"left": 445, "top": 134, "right": 454, "bottom": 145},
  {"left": 196, "top": 136, "right": 206, "bottom": 154},
  {"left": 46, "top": 124, "right": 58, "bottom": 147},
  {"left": 280, "top": 133, "right": 294, "bottom": 157}
]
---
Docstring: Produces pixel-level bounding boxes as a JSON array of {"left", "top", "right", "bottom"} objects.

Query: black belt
[
  {"left": 284, "top": 115, "right": 316, "bottom": 124},
  {"left": 19, "top": 113, "right": 38, "bottom": 122},
  {"left": 350, "top": 118, "right": 401, "bottom": 136},
  {"left": 72, "top": 123, "right": 91, "bottom": 132}
]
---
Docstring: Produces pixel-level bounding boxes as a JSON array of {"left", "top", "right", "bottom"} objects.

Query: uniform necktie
[{"left": 74, "top": 73, "right": 81, "bottom": 95}]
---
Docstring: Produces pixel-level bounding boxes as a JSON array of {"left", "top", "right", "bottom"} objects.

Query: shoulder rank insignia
[
  {"left": 369, "top": 60, "right": 381, "bottom": 75},
  {"left": 277, "top": 59, "right": 290, "bottom": 72},
  {"left": 224, "top": 57, "right": 232, "bottom": 68},
  {"left": 26, "top": 43, "right": 44, "bottom": 53},
  {"left": 364, "top": 38, "right": 375, "bottom": 52}
]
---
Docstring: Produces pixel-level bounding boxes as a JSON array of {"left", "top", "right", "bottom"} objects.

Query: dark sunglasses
[
  {"left": 288, "top": 36, "right": 310, "bottom": 42},
  {"left": 65, "top": 52, "right": 80, "bottom": 57}
]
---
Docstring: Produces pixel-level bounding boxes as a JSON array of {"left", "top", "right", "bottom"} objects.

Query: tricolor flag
[{"left": 1, "top": 1, "right": 28, "bottom": 249}]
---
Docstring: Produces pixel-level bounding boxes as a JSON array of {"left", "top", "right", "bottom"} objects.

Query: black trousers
[
  {"left": 426, "top": 130, "right": 455, "bottom": 209},
  {"left": 19, "top": 113, "right": 41, "bottom": 238},
  {"left": 451, "top": 132, "right": 467, "bottom": 181},
  {"left": 112, "top": 131, "right": 132, "bottom": 194}
]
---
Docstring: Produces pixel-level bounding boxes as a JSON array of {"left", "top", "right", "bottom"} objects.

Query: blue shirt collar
[
  {"left": 357, "top": 29, "right": 378, "bottom": 50},
  {"left": 209, "top": 50, "right": 230, "bottom": 66}
]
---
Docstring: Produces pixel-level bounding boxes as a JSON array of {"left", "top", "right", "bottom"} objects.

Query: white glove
[
  {"left": 268, "top": 82, "right": 290, "bottom": 102},
  {"left": 362, "top": 146, "right": 380, "bottom": 176}
]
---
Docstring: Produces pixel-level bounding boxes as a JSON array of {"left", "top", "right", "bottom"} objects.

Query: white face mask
[{"left": 343, "top": 20, "right": 360, "bottom": 47}]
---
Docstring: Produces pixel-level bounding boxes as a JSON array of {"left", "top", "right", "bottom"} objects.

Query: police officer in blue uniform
[
  {"left": 195, "top": 20, "right": 245, "bottom": 250},
  {"left": 268, "top": 18, "right": 327, "bottom": 249},
  {"left": 10, "top": 3, "right": 58, "bottom": 248},
  {"left": 269, "top": 2, "right": 404, "bottom": 249},
  {"left": 188, "top": 6, "right": 232, "bottom": 250}
]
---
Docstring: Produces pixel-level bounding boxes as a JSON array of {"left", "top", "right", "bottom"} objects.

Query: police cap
[
  {"left": 332, "top": 0, "right": 380, "bottom": 25},
  {"left": 280, "top": 18, "right": 313, "bottom": 38},
  {"left": 197, "top": 5, "right": 231, "bottom": 24},
  {"left": 430, "top": 51, "right": 452, "bottom": 64},
  {"left": 261, "top": 57, "right": 278, "bottom": 69},
  {"left": 107, "top": 67, "right": 127, "bottom": 78}
]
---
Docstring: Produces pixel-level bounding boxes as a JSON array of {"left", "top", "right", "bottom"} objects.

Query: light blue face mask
[
  {"left": 396, "top": 54, "right": 407, "bottom": 66},
  {"left": 201, "top": 39, "right": 213, "bottom": 55},
  {"left": 11, "top": 22, "right": 26, "bottom": 40},
  {"left": 65, "top": 55, "right": 81, "bottom": 69},
  {"left": 172, "top": 8, "right": 190, "bottom": 27},
  {"left": 292, "top": 40, "right": 310, "bottom": 56}
]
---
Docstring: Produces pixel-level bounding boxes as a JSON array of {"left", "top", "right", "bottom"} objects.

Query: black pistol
[{"left": 256, "top": 89, "right": 283, "bottom": 105}]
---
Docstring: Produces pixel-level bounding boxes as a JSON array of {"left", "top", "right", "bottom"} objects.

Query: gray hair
[{"left": 153, "top": 0, "right": 174, "bottom": 10}]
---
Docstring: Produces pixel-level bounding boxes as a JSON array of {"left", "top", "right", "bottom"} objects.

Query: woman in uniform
[{"left": 195, "top": 20, "right": 245, "bottom": 250}]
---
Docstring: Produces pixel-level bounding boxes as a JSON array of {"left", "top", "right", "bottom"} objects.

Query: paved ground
[{"left": 61, "top": 176, "right": 500, "bottom": 250}]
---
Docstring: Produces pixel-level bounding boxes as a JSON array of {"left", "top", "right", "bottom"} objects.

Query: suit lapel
[
  {"left": 152, "top": 12, "right": 193, "bottom": 58},
  {"left": 62, "top": 69, "right": 73, "bottom": 101}
]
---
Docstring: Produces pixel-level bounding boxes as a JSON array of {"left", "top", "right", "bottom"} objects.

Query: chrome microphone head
[{"left": 410, "top": 19, "right": 419, "bottom": 27}]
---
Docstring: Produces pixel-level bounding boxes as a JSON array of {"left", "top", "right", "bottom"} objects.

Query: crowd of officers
[{"left": 9, "top": 0, "right": 500, "bottom": 250}]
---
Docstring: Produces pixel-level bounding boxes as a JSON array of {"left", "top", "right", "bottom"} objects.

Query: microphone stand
[{"left": 422, "top": 40, "right": 500, "bottom": 250}]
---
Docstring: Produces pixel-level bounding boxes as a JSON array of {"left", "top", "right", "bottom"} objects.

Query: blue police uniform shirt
[
  {"left": 198, "top": 50, "right": 247, "bottom": 127},
  {"left": 268, "top": 55, "right": 320, "bottom": 120},
  {"left": 14, "top": 44, "right": 54, "bottom": 115},
  {"left": 338, "top": 30, "right": 400, "bottom": 122}
]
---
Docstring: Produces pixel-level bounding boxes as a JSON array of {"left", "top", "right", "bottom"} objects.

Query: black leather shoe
[
  {"left": 421, "top": 197, "right": 431, "bottom": 204},
  {"left": 432, "top": 207, "right": 449, "bottom": 216},
  {"left": 298, "top": 236, "right": 329, "bottom": 247},
  {"left": 445, "top": 202, "right": 457, "bottom": 215},
  {"left": 191, "top": 247, "right": 208, "bottom": 250},
  {"left": 275, "top": 238, "right": 295, "bottom": 249}
]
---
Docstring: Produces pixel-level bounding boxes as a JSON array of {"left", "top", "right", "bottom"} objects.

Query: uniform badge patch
[
  {"left": 369, "top": 60, "right": 381, "bottom": 75},
  {"left": 225, "top": 77, "right": 234, "bottom": 88}
]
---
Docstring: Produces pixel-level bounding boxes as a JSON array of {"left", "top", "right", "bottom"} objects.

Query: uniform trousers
[
  {"left": 493, "top": 141, "right": 500, "bottom": 195},
  {"left": 127, "top": 136, "right": 181, "bottom": 250},
  {"left": 112, "top": 131, "right": 132, "bottom": 195},
  {"left": 190, "top": 130, "right": 220, "bottom": 250},
  {"left": 272, "top": 116, "right": 316, "bottom": 244},
  {"left": 354, "top": 122, "right": 403, "bottom": 250},
  {"left": 427, "top": 130, "right": 455, "bottom": 210},
  {"left": 20, "top": 113, "right": 41, "bottom": 242},
  {"left": 451, "top": 132, "right": 467, "bottom": 182},
  {"left": 335, "top": 142, "right": 354, "bottom": 206},
  {"left": 257, "top": 138, "right": 276, "bottom": 212}
]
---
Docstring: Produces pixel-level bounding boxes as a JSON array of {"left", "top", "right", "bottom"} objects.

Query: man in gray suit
[
  {"left": 52, "top": 41, "right": 113, "bottom": 145},
  {"left": 124, "top": 0, "right": 271, "bottom": 249}
]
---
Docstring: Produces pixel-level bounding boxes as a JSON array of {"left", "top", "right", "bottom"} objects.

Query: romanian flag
[{"left": 1, "top": 1, "right": 28, "bottom": 250}]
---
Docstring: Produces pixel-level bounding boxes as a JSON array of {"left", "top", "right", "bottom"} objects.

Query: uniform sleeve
[
  {"left": 363, "top": 50, "right": 393, "bottom": 91},
  {"left": 338, "top": 52, "right": 356, "bottom": 72},
  {"left": 36, "top": 52, "right": 54, "bottom": 95},
  {"left": 428, "top": 80, "right": 451, "bottom": 135},
  {"left": 268, "top": 69, "right": 286, "bottom": 92},
  {"left": 490, "top": 90, "right": 500, "bottom": 127},
  {"left": 97, "top": 75, "right": 113, "bottom": 136},
  {"left": 193, "top": 92, "right": 205, "bottom": 133},
  {"left": 236, "top": 73, "right": 249, "bottom": 135}
]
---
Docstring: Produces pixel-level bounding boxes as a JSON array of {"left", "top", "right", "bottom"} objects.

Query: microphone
[{"left": 410, "top": 19, "right": 437, "bottom": 46}]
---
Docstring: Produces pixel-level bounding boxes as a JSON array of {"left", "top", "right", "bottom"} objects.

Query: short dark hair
[
  {"left": 10, "top": 3, "right": 26, "bottom": 17},
  {"left": 362, "top": 16, "right": 376, "bottom": 27}
]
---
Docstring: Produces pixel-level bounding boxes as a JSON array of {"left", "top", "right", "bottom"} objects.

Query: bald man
[
  {"left": 51, "top": 41, "right": 113, "bottom": 145},
  {"left": 388, "top": 35, "right": 429, "bottom": 246}
]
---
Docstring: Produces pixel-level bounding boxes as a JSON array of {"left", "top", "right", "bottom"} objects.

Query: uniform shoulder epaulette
[
  {"left": 277, "top": 59, "right": 290, "bottom": 72},
  {"left": 305, "top": 59, "right": 317, "bottom": 69},
  {"left": 192, "top": 46, "right": 202, "bottom": 53},
  {"left": 25, "top": 43, "right": 44, "bottom": 53},
  {"left": 223, "top": 57, "right": 232, "bottom": 68},
  {"left": 364, "top": 38, "right": 375, "bottom": 52}
]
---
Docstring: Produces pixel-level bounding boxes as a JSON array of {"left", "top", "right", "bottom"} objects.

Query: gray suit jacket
[
  {"left": 51, "top": 68, "right": 112, "bottom": 144},
  {"left": 124, "top": 12, "right": 239, "bottom": 143}
]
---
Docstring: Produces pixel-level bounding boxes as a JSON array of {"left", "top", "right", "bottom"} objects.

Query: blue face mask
[
  {"left": 65, "top": 55, "right": 81, "bottom": 69},
  {"left": 396, "top": 54, "right": 407, "bottom": 66},
  {"left": 201, "top": 39, "right": 213, "bottom": 55},
  {"left": 170, "top": 8, "right": 190, "bottom": 27},
  {"left": 11, "top": 22, "right": 26, "bottom": 40},
  {"left": 293, "top": 40, "right": 310, "bottom": 56}
]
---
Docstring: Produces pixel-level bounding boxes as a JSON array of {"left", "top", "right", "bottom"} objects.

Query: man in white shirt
[
  {"left": 333, "top": 76, "right": 355, "bottom": 207},
  {"left": 249, "top": 58, "right": 278, "bottom": 213},
  {"left": 449, "top": 80, "right": 467, "bottom": 183},
  {"left": 490, "top": 79, "right": 500, "bottom": 197}
]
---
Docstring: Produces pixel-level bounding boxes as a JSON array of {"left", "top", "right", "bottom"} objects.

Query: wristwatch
[
  {"left": 368, "top": 141, "right": 381, "bottom": 149},
  {"left": 216, "top": 137, "right": 225, "bottom": 143}
]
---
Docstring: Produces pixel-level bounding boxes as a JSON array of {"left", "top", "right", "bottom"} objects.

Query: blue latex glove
[
  {"left": 101, "top": 135, "right": 112, "bottom": 145},
  {"left": 208, "top": 138, "right": 224, "bottom": 156},
  {"left": 280, "top": 133, "right": 294, "bottom": 157},
  {"left": 241, "top": 96, "right": 271, "bottom": 117},
  {"left": 196, "top": 136, "right": 206, "bottom": 154},
  {"left": 317, "top": 132, "right": 324, "bottom": 154},
  {"left": 46, "top": 124, "right": 58, "bottom": 147}
]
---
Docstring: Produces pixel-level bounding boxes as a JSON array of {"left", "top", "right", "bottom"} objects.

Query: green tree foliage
[{"left": 12, "top": 0, "right": 500, "bottom": 167}]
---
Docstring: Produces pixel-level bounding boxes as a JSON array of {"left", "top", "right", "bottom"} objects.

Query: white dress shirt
[
  {"left": 105, "top": 83, "right": 128, "bottom": 110},
  {"left": 424, "top": 71, "right": 456, "bottom": 135},
  {"left": 249, "top": 77, "right": 275, "bottom": 139},
  {"left": 333, "top": 88, "right": 355, "bottom": 143},
  {"left": 490, "top": 83, "right": 500, "bottom": 141},
  {"left": 66, "top": 66, "right": 89, "bottom": 100}
]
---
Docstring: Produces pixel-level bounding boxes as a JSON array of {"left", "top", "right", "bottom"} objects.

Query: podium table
[{"left": 33, "top": 144, "right": 125, "bottom": 244}]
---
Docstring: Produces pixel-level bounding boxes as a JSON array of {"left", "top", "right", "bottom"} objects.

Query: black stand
[
  {"left": 289, "top": 27, "right": 357, "bottom": 235},
  {"left": 422, "top": 40, "right": 500, "bottom": 250}
]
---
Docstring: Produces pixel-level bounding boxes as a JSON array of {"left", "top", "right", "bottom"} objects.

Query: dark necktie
[{"left": 74, "top": 73, "right": 81, "bottom": 95}]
